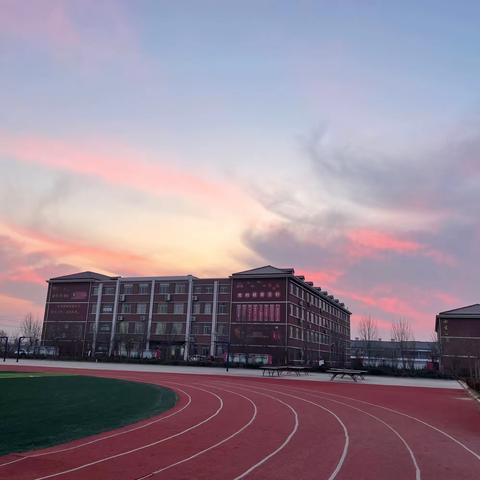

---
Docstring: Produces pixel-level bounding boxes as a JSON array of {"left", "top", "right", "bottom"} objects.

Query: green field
[{"left": 0, "top": 373, "right": 176, "bottom": 456}]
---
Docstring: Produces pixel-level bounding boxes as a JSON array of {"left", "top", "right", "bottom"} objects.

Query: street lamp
[
  {"left": 0, "top": 336, "right": 8, "bottom": 362},
  {"left": 16, "top": 336, "right": 27, "bottom": 363}
]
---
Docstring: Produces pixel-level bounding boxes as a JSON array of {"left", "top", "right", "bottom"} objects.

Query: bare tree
[
  {"left": 20, "top": 313, "right": 42, "bottom": 345},
  {"left": 391, "top": 318, "right": 414, "bottom": 369},
  {"left": 359, "top": 315, "right": 378, "bottom": 366}
]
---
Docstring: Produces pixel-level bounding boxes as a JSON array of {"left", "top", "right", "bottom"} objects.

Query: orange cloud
[{"left": 0, "top": 222, "right": 152, "bottom": 277}]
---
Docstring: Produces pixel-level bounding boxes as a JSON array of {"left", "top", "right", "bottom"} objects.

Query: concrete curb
[{"left": 458, "top": 379, "right": 480, "bottom": 406}]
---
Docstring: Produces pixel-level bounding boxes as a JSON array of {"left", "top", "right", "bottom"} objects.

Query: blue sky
[{"left": 1, "top": 0, "right": 479, "bottom": 338}]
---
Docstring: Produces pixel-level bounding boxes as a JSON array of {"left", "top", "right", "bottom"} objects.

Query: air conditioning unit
[
  {"left": 117, "top": 315, "right": 124, "bottom": 321},
  {"left": 191, "top": 316, "right": 196, "bottom": 322},
  {"left": 192, "top": 295, "right": 199, "bottom": 301},
  {"left": 140, "top": 315, "right": 146, "bottom": 321},
  {"left": 119, "top": 294, "right": 126, "bottom": 302}
]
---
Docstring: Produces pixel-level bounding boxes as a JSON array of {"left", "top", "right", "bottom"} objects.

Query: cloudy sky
[{"left": 1, "top": 0, "right": 479, "bottom": 338}]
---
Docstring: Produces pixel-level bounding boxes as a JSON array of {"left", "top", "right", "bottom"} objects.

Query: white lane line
[
  {"left": 135, "top": 384, "right": 258, "bottom": 480},
  {"left": 290, "top": 385, "right": 480, "bottom": 463},
  {"left": 31, "top": 383, "right": 224, "bottom": 480},
  {"left": 228, "top": 385, "right": 299, "bottom": 480},
  {"left": 280, "top": 384, "right": 421, "bottom": 480},
  {"left": 0, "top": 382, "right": 192, "bottom": 468},
  {"left": 219, "top": 382, "right": 347, "bottom": 480}
]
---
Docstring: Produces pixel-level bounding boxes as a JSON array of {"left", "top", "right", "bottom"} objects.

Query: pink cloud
[
  {"left": 0, "top": 133, "right": 254, "bottom": 210},
  {"left": 0, "top": 0, "right": 140, "bottom": 68},
  {"left": 344, "top": 228, "right": 456, "bottom": 266},
  {"left": 346, "top": 228, "right": 422, "bottom": 254},
  {"left": 296, "top": 269, "right": 343, "bottom": 287}
]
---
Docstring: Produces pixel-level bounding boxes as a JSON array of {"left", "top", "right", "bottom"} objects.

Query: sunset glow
[{"left": 1, "top": 1, "right": 479, "bottom": 339}]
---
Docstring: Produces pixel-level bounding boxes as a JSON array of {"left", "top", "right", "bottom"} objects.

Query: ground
[{"left": 0, "top": 359, "right": 478, "bottom": 480}]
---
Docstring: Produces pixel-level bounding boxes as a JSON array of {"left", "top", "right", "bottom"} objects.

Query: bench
[
  {"left": 259, "top": 366, "right": 310, "bottom": 377},
  {"left": 326, "top": 368, "right": 367, "bottom": 382}
]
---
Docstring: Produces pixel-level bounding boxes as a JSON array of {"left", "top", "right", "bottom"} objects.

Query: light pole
[
  {"left": 16, "top": 336, "right": 27, "bottom": 363},
  {"left": 0, "top": 336, "right": 7, "bottom": 362}
]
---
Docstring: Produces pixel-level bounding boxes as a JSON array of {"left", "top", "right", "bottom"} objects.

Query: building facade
[
  {"left": 41, "top": 265, "right": 351, "bottom": 365},
  {"left": 435, "top": 304, "right": 480, "bottom": 375},
  {"left": 350, "top": 339, "right": 438, "bottom": 370}
]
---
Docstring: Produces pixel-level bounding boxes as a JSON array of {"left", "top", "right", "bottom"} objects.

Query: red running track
[{"left": 1, "top": 366, "right": 479, "bottom": 480}]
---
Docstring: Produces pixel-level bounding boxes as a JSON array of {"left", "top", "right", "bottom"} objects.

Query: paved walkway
[{"left": 2, "top": 358, "right": 461, "bottom": 389}]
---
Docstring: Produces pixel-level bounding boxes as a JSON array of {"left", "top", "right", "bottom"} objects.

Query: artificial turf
[{"left": 0, "top": 374, "right": 177, "bottom": 456}]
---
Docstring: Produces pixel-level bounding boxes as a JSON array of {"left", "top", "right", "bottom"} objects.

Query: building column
[
  {"left": 92, "top": 283, "right": 103, "bottom": 354},
  {"left": 146, "top": 279, "right": 155, "bottom": 351},
  {"left": 210, "top": 280, "right": 219, "bottom": 357},
  {"left": 108, "top": 278, "right": 121, "bottom": 356},
  {"left": 183, "top": 276, "right": 194, "bottom": 361}
]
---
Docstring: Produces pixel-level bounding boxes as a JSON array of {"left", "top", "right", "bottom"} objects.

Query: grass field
[{"left": 0, "top": 374, "right": 177, "bottom": 456}]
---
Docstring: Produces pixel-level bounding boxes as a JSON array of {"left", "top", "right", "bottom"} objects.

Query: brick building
[
  {"left": 435, "top": 304, "right": 480, "bottom": 374},
  {"left": 41, "top": 265, "right": 351, "bottom": 365}
]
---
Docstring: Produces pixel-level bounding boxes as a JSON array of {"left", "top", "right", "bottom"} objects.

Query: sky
[{"left": 1, "top": 0, "right": 479, "bottom": 339}]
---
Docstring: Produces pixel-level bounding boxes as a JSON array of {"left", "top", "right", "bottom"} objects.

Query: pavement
[{"left": 1, "top": 358, "right": 462, "bottom": 389}]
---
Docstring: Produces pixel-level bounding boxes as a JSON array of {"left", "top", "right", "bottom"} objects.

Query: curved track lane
[{"left": 0, "top": 366, "right": 479, "bottom": 480}]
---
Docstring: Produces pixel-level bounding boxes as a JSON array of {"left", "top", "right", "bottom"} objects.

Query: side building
[
  {"left": 41, "top": 265, "right": 351, "bottom": 365},
  {"left": 435, "top": 304, "right": 480, "bottom": 375}
]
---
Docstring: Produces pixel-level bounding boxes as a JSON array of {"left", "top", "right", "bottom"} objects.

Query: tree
[
  {"left": 391, "top": 318, "right": 414, "bottom": 369},
  {"left": 359, "top": 315, "right": 378, "bottom": 366},
  {"left": 20, "top": 313, "right": 42, "bottom": 345}
]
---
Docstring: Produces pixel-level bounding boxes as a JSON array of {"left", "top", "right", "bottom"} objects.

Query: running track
[{"left": 1, "top": 365, "right": 479, "bottom": 480}]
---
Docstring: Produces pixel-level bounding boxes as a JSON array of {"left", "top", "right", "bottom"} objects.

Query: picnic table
[
  {"left": 259, "top": 366, "right": 310, "bottom": 377},
  {"left": 326, "top": 368, "right": 367, "bottom": 382}
]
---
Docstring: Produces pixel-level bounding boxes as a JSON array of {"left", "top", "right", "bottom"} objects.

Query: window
[
  {"left": 203, "top": 324, "right": 211, "bottom": 335},
  {"left": 259, "top": 291, "right": 265, "bottom": 298},
  {"left": 139, "top": 283, "right": 149, "bottom": 294},
  {"left": 123, "top": 284, "right": 133, "bottom": 294},
  {"left": 171, "top": 322, "right": 183, "bottom": 334},
  {"left": 193, "top": 302, "right": 201, "bottom": 314},
  {"left": 204, "top": 285, "right": 213, "bottom": 294},
  {"left": 204, "top": 303, "right": 212, "bottom": 315},
  {"left": 158, "top": 283, "right": 169, "bottom": 294},
  {"left": 134, "top": 323, "right": 144, "bottom": 334},
  {"left": 175, "top": 283, "right": 186, "bottom": 294},
  {"left": 136, "top": 303, "right": 147, "bottom": 314},
  {"left": 194, "top": 286, "right": 202, "bottom": 294},
  {"left": 252, "top": 291, "right": 257, "bottom": 298},
  {"left": 104, "top": 286, "right": 115, "bottom": 295},
  {"left": 101, "top": 304, "right": 113, "bottom": 314},
  {"left": 99, "top": 323, "right": 111, "bottom": 332},
  {"left": 121, "top": 303, "right": 132, "bottom": 314},
  {"left": 92, "top": 286, "right": 99, "bottom": 296},
  {"left": 157, "top": 303, "right": 168, "bottom": 314},
  {"left": 91, "top": 303, "right": 97, "bottom": 314},
  {"left": 219, "top": 285, "right": 229, "bottom": 294},
  {"left": 155, "top": 322, "right": 167, "bottom": 334},
  {"left": 237, "top": 292, "right": 243, "bottom": 298},
  {"left": 174, "top": 303, "right": 185, "bottom": 314},
  {"left": 117, "top": 322, "right": 128, "bottom": 334},
  {"left": 218, "top": 303, "right": 227, "bottom": 314},
  {"left": 274, "top": 291, "right": 281, "bottom": 298},
  {"left": 267, "top": 291, "right": 273, "bottom": 298},
  {"left": 217, "top": 324, "right": 227, "bottom": 336}
]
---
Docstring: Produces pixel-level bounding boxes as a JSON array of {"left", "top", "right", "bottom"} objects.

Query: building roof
[
  {"left": 438, "top": 304, "right": 480, "bottom": 316},
  {"left": 232, "top": 265, "right": 295, "bottom": 276},
  {"left": 49, "top": 271, "right": 114, "bottom": 282},
  {"left": 435, "top": 304, "right": 480, "bottom": 330}
]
